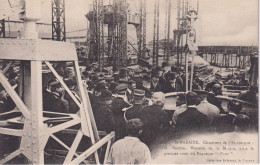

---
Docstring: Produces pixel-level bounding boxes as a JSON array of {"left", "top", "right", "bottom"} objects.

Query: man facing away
[
  {"left": 175, "top": 92, "right": 209, "bottom": 132},
  {"left": 107, "top": 118, "right": 151, "bottom": 164}
]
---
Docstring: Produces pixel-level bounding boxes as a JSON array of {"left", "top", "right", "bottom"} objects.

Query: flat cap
[
  {"left": 127, "top": 79, "right": 136, "bottom": 85},
  {"left": 105, "top": 76, "right": 114, "bottom": 82},
  {"left": 115, "top": 83, "right": 128, "bottom": 92},
  {"left": 134, "top": 67, "right": 143, "bottom": 73},
  {"left": 119, "top": 78, "right": 128, "bottom": 83}
]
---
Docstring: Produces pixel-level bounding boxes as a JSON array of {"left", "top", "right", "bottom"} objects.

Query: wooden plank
[
  {"left": 164, "top": 92, "right": 186, "bottom": 97},
  {"left": 216, "top": 95, "right": 258, "bottom": 107},
  {"left": 0, "top": 72, "right": 30, "bottom": 118}
]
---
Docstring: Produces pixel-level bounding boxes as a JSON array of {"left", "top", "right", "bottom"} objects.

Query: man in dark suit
[
  {"left": 207, "top": 83, "right": 226, "bottom": 114},
  {"left": 151, "top": 71, "right": 163, "bottom": 92},
  {"left": 140, "top": 75, "right": 152, "bottom": 98},
  {"left": 237, "top": 85, "right": 257, "bottom": 104},
  {"left": 141, "top": 92, "right": 171, "bottom": 145},
  {"left": 163, "top": 72, "right": 176, "bottom": 93},
  {"left": 111, "top": 84, "right": 131, "bottom": 140},
  {"left": 175, "top": 92, "right": 209, "bottom": 132},
  {"left": 125, "top": 89, "right": 146, "bottom": 121},
  {"left": 43, "top": 79, "right": 69, "bottom": 113},
  {"left": 92, "top": 89, "right": 115, "bottom": 134},
  {"left": 161, "top": 62, "right": 171, "bottom": 83},
  {"left": 212, "top": 100, "right": 248, "bottom": 133},
  {"left": 64, "top": 78, "right": 80, "bottom": 113}
]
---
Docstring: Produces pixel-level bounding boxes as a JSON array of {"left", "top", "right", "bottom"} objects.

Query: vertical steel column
[
  {"left": 21, "top": 1, "right": 43, "bottom": 164},
  {"left": 166, "top": 0, "right": 171, "bottom": 61},
  {"left": 0, "top": 19, "right": 5, "bottom": 38},
  {"left": 121, "top": 0, "right": 128, "bottom": 67},
  {"left": 138, "top": 0, "right": 143, "bottom": 59},
  {"left": 142, "top": 0, "right": 146, "bottom": 58},
  {"left": 156, "top": 0, "right": 159, "bottom": 67},
  {"left": 152, "top": 0, "right": 157, "bottom": 67},
  {"left": 163, "top": 0, "right": 167, "bottom": 61},
  {"left": 98, "top": 0, "right": 105, "bottom": 69}
]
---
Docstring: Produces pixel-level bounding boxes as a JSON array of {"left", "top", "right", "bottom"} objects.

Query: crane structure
[
  {"left": 137, "top": 0, "right": 146, "bottom": 59},
  {"left": 0, "top": 19, "right": 5, "bottom": 38},
  {"left": 152, "top": 0, "right": 159, "bottom": 67},
  {"left": 52, "top": 0, "right": 66, "bottom": 41},
  {"left": 86, "top": 0, "right": 137, "bottom": 69},
  {"left": 174, "top": 0, "right": 199, "bottom": 68}
]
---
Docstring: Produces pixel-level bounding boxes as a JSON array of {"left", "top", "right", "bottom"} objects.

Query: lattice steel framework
[
  {"left": 86, "top": 0, "right": 128, "bottom": 68},
  {"left": 52, "top": 0, "right": 66, "bottom": 41},
  {"left": 97, "top": 0, "right": 105, "bottom": 68},
  {"left": 110, "top": 0, "right": 128, "bottom": 67}
]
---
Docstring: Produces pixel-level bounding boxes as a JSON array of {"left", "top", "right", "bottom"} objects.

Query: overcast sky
[{"left": 0, "top": 0, "right": 258, "bottom": 46}]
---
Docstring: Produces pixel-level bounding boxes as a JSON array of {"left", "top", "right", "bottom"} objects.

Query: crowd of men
[{"left": 0, "top": 61, "right": 258, "bottom": 164}]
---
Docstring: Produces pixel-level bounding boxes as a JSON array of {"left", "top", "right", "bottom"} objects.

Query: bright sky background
[{"left": 0, "top": 0, "right": 258, "bottom": 46}]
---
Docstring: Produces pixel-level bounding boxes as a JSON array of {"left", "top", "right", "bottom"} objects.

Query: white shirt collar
[
  {"left": 124, "top": 136, "right": 140, "bottom": 141},
  {"left": 187, "top": 105, "right": 197, "bottom": 108}
]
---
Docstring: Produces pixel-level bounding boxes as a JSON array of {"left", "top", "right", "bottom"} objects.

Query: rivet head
[{"left": 33, "top": 141, "right": 36, "bottom": 144}]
